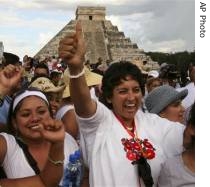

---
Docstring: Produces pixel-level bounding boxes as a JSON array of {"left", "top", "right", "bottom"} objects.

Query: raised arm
[
  {"left": 0, "top": 65, "right": 23, "bottom": 132},
  {"left": 0, "top": 64, "right": 23, "bottom": 96},
  {"left": 59, "top": 22, "right": 96, "bottom": 118}
]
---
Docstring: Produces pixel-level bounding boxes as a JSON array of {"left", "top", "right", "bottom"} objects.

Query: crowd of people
[{"left": 0, "top": 22, "right": 195, "bottom": 187}]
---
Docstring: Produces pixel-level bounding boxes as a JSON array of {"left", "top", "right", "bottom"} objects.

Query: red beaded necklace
[{"left": 114, "top": 113, "right": 137, "bottom": 138}]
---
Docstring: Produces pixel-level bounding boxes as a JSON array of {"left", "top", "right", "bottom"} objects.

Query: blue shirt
[{"left": 0, "top": 96, "right": 12, "bottom": 124}]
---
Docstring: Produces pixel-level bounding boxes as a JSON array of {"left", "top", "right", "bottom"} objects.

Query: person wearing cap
[
  {"left": 147, "top": 70, "right": 159, "bottom": 79},
  {"left": 145, "top": 85, "right": 188, "bottom": 124},
  {"left": 50, "top": 69, "right": 64, "bottom": 87},
  {"left": 59, "top": 22, "right": 185, "bottom": 187},
  {"left": 29, "top": 76, "right": 65, "bottom": 117},
  {"left": 142, "top": 70, "right": 162, "bottom": 113}
]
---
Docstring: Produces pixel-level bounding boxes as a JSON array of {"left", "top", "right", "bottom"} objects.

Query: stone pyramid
[{"left": 34, "top": 6, "right": 154, "bottom": 66}]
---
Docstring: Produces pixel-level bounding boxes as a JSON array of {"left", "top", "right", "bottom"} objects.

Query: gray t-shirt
[{"left": 158, "top": 154, "right": 195, "bottom": 187}]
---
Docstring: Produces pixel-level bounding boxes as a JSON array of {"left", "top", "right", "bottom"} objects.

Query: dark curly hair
[{"left": 99, "top": 61, "right": 144, "bottom": 109}]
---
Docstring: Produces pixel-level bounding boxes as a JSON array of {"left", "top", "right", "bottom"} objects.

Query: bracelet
[
  {"left": 68, "top": 66, "right": 85, "bottom": 79},
  {"left": 48, "top": 156, "right": 64, "bottom": 166}
]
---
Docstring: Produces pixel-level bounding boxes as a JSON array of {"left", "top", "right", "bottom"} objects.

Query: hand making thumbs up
[{"left": 59, "top": 21, "right": 86, "bottom": 71}]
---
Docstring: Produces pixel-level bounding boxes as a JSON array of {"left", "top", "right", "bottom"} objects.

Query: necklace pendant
[{"left": 126, "top": 126, "right": 133, "bottom": 131}]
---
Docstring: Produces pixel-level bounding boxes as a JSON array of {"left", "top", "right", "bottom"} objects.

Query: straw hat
[
  {"left": 62, "top": 66, "right": 102, "bottom": 98},
  {"left": 29, "top": 77, "right": 65, "bottom": 93}
]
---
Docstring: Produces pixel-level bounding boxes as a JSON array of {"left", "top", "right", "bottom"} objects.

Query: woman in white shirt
[{"left": 58, "top": 22, "right": 185, "bottom": 187}]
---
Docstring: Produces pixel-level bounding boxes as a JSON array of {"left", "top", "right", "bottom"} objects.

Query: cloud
[
  {"left": 0, "top": 0, "right": 195, "bottom": 59},
  {"left": 143, "top": 39, "right": 186, "bottom": 52},
  {"left": 0, "top": 33, "right": 35, "bottom": 59},
  {"left": 107, "top": 0, "right": 195, "bottom": 52}
]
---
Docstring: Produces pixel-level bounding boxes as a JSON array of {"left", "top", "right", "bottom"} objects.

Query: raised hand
[
  {"left": 32, "top": 117, "right": 65, "bottom": 144},
  {"left": 59, "top": 21, "right": 86, "bottom": 69},
  {"left": 0, "top": 64, "right": 23, "bottom": 96},
  {"left": 58, "top": 21, "right": 96, "bottom": 118}
]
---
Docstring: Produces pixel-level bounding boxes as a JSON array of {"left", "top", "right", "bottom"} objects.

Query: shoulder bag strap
[{"left": 15, "top": 138, "right": 40, "bottom": 175}]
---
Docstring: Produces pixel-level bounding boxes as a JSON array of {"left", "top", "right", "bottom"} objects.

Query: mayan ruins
[{"left": 34, "top": 6, "right": 159, "bottom": 70}]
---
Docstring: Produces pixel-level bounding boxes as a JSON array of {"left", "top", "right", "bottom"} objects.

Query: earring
[{"left": 106, "top": 98, "right": 112, "bottom": 103}]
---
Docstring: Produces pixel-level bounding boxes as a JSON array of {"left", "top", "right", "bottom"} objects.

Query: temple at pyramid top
[
  {"left": 76, "top": 6, "right": 106, "bottom": 20},
  {"left": 34, "top": 6, "right": 158, "bottom": 70}
]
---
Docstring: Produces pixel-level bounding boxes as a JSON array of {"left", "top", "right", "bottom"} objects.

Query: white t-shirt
[
  {"left": 56, "top": 104, "right": 74, "bottom": 120},
  {"left": 77, "top": 101, "right": 185, "bottom": 187},
  {"left": 177, "top": 82, "right": 195, "bottom": 109},
  {"left": 158, "top": 154, "right": 195, "bottom": 187},
  {"left": 1, "top": 132, "right": 79, "bottom": 185}
]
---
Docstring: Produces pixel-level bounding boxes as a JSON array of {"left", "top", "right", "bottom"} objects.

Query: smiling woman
[
  {"left": 0, "top": 70, "right": 83, "bottom": 187},
  {"left": 0, "top": 66, "right": 65, "bottom": 187},
  {"left": 145, "top": 85, "right": 188, "bottom": 124},
  {"left": 58, "top": 22, "right": 186, "bottom": 187}
]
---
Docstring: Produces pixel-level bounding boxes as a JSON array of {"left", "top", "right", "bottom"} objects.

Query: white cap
[
  {"left": 148, "top": 70, "right": 159, "bottom": 78},
  {"left": 51, "top": 69, "right": 62, "bottom": 74}
]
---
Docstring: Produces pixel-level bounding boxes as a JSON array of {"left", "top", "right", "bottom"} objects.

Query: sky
[
  {"left": 0, "top": 0, "right": 195, "bottom": 60},
  {"left": 0, "top": 0, "right": 210, "bottom": 185}
]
